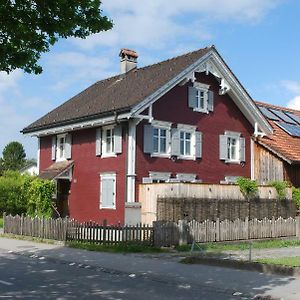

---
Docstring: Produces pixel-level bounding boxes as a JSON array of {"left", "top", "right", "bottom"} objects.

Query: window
[
  {"left": 180, "top": 131, "right": 191, "bottom": 156},
  {"left": 144, "top": 121, "right": 172, "bottom": 157},
  {"left": 142, "top": 171, "right": 171, "bottom": 183},
  {"left": 188, "top": 83, "right": 214, "bottom": 113},
  {"left": 219, "top": 131, "right": 245, "bottom": 163},
  {"left": 96, "top": 125, "right": 122, "bottom": 158},
  {"left": 52, "top": 133, "right": 72, "bottom": 161},
  {"left": 171, "top": 124, "right": 201, "bottom": 160},
  {"left": 100, "top": 173, "right": 116, "bottom": 209},
  {"left": 153, "top": 127, "right": 167, "bottom": 154}
]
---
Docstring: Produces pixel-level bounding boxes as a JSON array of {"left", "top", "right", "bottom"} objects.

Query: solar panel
[
  {"left": 270, "top": 109, "right": 297, "bottom": 124},
  {"left": 276, "top": 122, "right": 300, "bottom": 137},
  {"left": 258, "top": 106, "right": 280, "bottom": 121},
  {"left": 285, "top": 112, "right": 300, "bottom": 125}
]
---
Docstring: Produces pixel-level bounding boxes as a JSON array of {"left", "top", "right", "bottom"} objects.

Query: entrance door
[{"left": 56, "top": 179, "right": 71, "bottom": 218}]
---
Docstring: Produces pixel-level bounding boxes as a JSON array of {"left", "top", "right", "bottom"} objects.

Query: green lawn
[
  {"left": 0, "top": 218, "right": 3, "bottom": 228},
  {"left": 257, "top": 256, "right": 300, "bottom": 267},
  {"left": 176, "top": 239, "right": 300, "bottom": 252}
]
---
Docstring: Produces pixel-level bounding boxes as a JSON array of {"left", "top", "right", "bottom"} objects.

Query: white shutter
[
  {"left": 100, "top": 174, "right": 116, "bottom": 209},
  {"left": 114, "top": 125, "right": 122, "bottom": 154},
  {"left": 171, "top": 128, "right": 180, "bottom": 156},
  {"left": 219, "top": 135, "right": 228, "bottom": 160},
  {"left": 96, "top": 128, "right": 102, "bottom": 156},
  {"left": 188, "top": 86, "right": 197, "bottom": 108},
  {"left": 208, "top": 90, "right": 214, "bottom": 112},
  {"left": 195, "top": 131, "right": 202, "bottom": 158},
  {"left": 65, "top": 134, "right": 72, "bottom": 159},
  {"left": 239, "top": 137, "right": 246, "bottom": 162},
  {"left": 144, "top": 125, "right": 154, "bottom": 153},
  {"left": 51, "top": 136, "right": 56, "bottom": 161}
]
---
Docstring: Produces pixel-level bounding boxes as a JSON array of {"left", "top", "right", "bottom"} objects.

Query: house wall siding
[
  {"left": 135, "top": 73, "right": 253, "bottom": 194},
  {"left": 39, "top": 125, "right": 127, "bottom": 224}
]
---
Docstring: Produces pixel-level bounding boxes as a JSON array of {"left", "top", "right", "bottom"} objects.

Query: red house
[{"left": 23, "top": 45, "right": 286, "bottom": 224}]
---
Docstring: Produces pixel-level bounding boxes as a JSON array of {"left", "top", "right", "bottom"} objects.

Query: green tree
[
  {"left": 0, "top": 1, "right": 113, "bottom": 74},
  {"left": 2, "top": 141, "right": 26, "bottom": 171}
]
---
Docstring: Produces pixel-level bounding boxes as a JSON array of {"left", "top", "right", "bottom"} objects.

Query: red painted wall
[
  {"left": 39, "top": 125, "right": 127, "bottom": 225},
  {"left": 135, "top": 73, "right": 253, "bottom": 195}
]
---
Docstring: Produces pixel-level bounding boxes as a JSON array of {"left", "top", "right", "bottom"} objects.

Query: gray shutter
[
  {"left": 65, "top": 134, "right": 72, "bottom": 159},
  {"left": 188, "top": 86, "right": 197, "bottom": 108},
  {"left": 195, "top": 131, "right": 202, "bottom": 158},
  {"left": 51, "top": 136, "right": 56, "bottom": 161},
  {"left": 144, "top": 125, "right": 153, "bottom": 153},
  {"left": 101, "top": 177, "right": 115, "bottom": 208},
  {"left": 219, "top": 135, "right": 228, "bottom": 160},
  {"left": 96, "top": 128, "right": 102, "bottom": 156},
  {"left": 208, "top": 90, "right": 214, "bottom": 112},
  {"left": 171, "top": 128, "right": 180, "bottom": 156},
  {"left": 239, "top": 137, "right": 246, "bottom": 162},
  {"left": 114, "top": 125, "right": 122, "bottom": 154}
]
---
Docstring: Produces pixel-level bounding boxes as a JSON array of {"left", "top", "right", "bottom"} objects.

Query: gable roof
[
  {"left": 22, "top": 47, "right": 212, "bottom": 134},
  {"left": 256, "top": 101, "right": 300, "bottom": 164}
]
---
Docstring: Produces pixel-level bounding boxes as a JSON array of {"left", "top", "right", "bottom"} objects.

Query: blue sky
[{"left": 1, "top": 0, "right": 300, "bottom": 159}]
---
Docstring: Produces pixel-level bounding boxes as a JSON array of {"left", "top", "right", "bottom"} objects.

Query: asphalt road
[{"left": 0, "top": 249, "right": 245, "bottom": 300}]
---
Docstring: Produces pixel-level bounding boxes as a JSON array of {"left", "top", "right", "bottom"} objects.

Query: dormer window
[{"left": 188, "top": 82, "right": 214, "bottom": 113}]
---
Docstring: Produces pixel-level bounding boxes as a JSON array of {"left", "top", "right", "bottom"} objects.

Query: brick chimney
[{"left": 119, "top": 49, "right": 138, "bottom": 74}]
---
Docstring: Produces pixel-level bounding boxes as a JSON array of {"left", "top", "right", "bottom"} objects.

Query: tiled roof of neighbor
[
  {"left": 23, "top": 46, "right": 212, "bottom": 133},
  {"left": 256, "top": 101, "right": 300, "bottom": 163}
]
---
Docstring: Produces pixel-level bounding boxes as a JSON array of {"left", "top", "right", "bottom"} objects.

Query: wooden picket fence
[
  {"left": 153, "top": 217, "right": 299, "bottom": 246},
  {"left": 3, "top": 214, "right": 154, "bottom": 244}
]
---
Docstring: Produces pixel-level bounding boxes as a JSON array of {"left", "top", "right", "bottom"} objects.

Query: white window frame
[
  {"left": 225, "top": 131, "right": 241, "bottom": 164},
  {"left": 100, "top": 172, "right": 116, "bottom": 209},
  {"left": 176, "top": 173, "right": 197, "bottom": 182},
  {"left": 56, "top": 133, "right": 67, "bottom": 162},
  {"left": 102, "top": 125, "right": 116, "bottom": 158},
  {"left": 142, "top": 171, "right": 171, "bottom": 183},
  {"left": 193, "top": 82, "right": 210, "bottom": 113},
  {"left": 177, "top": 124, "right": 196, "bottom": 160},
  {"left": 151, "top": 120, "right": 172, "bottom": 158}
]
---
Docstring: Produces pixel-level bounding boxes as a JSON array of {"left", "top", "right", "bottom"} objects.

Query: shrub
[
  {"left": 269, "top": 181, "right": 289, "bottom": 200},
  {"left": 237, "top": 177, "right": 258, "bottom": 199},
  {"left": 292, "top": 188, "right": 300, "bottom": 210}
]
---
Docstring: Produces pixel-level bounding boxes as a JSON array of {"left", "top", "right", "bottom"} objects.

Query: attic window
[{"left": 188, "top": 83, "right": 214, "bottom": 113}]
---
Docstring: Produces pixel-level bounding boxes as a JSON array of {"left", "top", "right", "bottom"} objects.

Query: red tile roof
[{"left": 256, "top": 101, "right": 300, "bottom": 163}]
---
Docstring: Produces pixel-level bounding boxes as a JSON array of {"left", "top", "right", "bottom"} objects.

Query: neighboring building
[
  {"left": 20, "top": 162, "right": 38, "bottom": 176},
  {"left": 23, "top": 45, "right": 299, "bottom": 224},
  {"left": 254, "top": 101, "right": 300, "bottom": 187}
]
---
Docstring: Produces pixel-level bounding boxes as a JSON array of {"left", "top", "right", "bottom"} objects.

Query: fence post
[
  {"left": 216, "top": 218, "right": 220, "bottom": 242},
  {"left": 178, "top": 220, "right": 188, "bottom": 246},
  {"left": 296, "top": 216, "right": 300, "bottom": 239}
]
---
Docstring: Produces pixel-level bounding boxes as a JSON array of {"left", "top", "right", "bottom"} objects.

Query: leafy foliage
[
  {"left": 270, "top": 181, "right": 289, "bottom": 200},
  {"left": 237, "top": 177, "right": 258, "bottom": 199},
  {"left": 292, "top": 187, "right": 300, "bottom": 210},
  {"left": 0, "top": 0, "right": 113, "bottom": 74},
  {"left": 0, "top": 171, "right": 55, "bottom": 217},
  {"left": 2, "top": 141, "right": 26, "bottom": 171}
]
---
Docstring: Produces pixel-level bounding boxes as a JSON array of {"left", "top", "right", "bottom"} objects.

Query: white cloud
[
  {"left": 287, "top": 96, "right": 300, "bottom": 110},
  {"left": 72, "top": 0, "right": 280, "bottom": 51},
  {"left": 281, "top": 80, "right": 300, "bottom": 94}
]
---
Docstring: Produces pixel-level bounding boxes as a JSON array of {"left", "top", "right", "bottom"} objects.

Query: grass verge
[
  {"left": 67, "top": 241, "right": 166, "bottom": 253},
  {"left": 257, "top": 256, "right": 300, "bottom": 267},
  {"left": 0, "top": 233, "right": 59, "bottom": 245},
  {"left": 176, "top": 239, "right": 300, "bottom": 252}
]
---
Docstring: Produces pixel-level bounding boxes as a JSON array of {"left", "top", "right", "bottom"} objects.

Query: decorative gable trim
[{"left": 131, "top": 48, "right": 272, "bottom": 135}]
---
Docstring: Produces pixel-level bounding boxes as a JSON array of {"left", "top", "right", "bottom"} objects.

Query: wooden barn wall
[
  {"left": 157, "top": 197, "right": 296, "bottom": 222},
  {"left": 254, "top": 142, "right": 284, "bottom": 184}
]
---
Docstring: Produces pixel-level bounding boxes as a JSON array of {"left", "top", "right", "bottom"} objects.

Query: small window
[
  {"left": 188, "top": 83, "right": 213, "bottom": 114},
  {"left": 57, "top": 135, "right": 66, "bottom": 160},
  {"left": 104, "top": 127, "right": 114, "bottom": 154},
  {"left": 153, "top": 127, "right": 167, "bottom": 154},
  {"left": 100, "top": 173, "right": 116, "bottom": 209},
  {"left": 219, "top": 131, "right": 245, "bottom": 163},
  {"left": 99, "top": 125, "right": 122, "bottom": 158},
  {"left": 180, "top": 131, "right": 191, "bottom": 156}
]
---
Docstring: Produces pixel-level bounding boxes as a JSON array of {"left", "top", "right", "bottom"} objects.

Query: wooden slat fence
[
  {"left": 153, "top": 217, "right": 299, "bottom": 246},
  {"left": 3, "top": 214, "right": 154, "bottom": 245}
]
